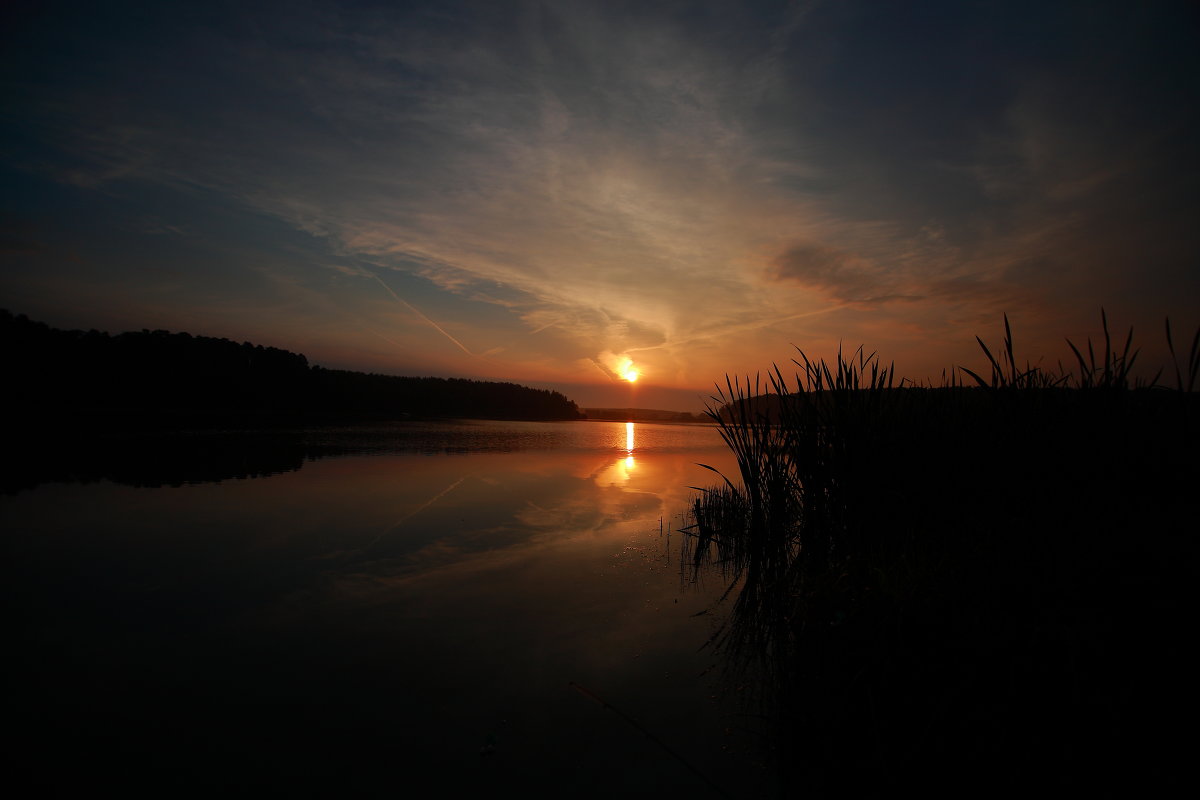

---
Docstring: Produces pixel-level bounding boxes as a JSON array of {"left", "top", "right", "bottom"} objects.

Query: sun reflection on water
[
  {"left": 593, "top": 422, "right": 639, "bottom": 484},
  {"left": 624, "top": 422, "right": 637, "bottom": 473}
]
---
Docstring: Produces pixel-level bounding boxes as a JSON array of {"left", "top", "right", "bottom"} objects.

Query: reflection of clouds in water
[
  {"left": 334, "top": 480, "right": 665, "bottom": 605},
  {"left": 5, "top": 426, "right": 766, "bottom": 795},
  {"left": 96, "top": 429, "right": 741, "bottom": 612},
  {"left": 593, "top": 455, "right": 636, "bottom": 486},
  {"left": 345, "top": 462, "right": 666, "bottom": 593},
  {"left": 398, "top": 450, "right": 710, "bottom": 591},
  {"left": 4, "top": 424, "right": 734, "bottom": 634},
  {"left": 514, "top": 495, "right": 610, "bottom": 531},
  {"left": 364, "top": 476, "right": 466, "bottom": 549},
  {"left": 514, "top": 472, "right": 660, "bottom": 539}
]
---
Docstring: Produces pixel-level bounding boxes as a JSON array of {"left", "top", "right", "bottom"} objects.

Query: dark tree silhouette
[{"left": 2, "top": 310, "right": 583, "bottom": 427}]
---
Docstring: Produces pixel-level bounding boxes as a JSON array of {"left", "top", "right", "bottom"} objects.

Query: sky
[{"left": 3, "top": 0, "right": 1198, "bottom": 410}]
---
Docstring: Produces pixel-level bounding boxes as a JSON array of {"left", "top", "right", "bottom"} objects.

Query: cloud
[
  {"left": 4, "top": 0, "right": 1196, "bottom": 391},
  {"left": 769, "top": 242, "right": 883, "bottom": 302}
]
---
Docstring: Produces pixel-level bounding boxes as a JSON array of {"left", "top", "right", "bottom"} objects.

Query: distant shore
[{"left": 581, "top": 407, "right": 708, "bottom": 423}]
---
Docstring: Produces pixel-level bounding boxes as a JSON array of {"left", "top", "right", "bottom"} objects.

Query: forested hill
[{"left": 2, "top": 311, "right": 583, "bottom": 425}]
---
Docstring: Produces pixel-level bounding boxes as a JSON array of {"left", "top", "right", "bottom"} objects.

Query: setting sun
[{"left": 617, "top": 357, "right": 639, "bottom": 383}]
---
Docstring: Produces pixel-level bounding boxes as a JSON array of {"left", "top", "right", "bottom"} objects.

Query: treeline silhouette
[{"left": 3, "top": 310, "right": 582, "bottom": 427}]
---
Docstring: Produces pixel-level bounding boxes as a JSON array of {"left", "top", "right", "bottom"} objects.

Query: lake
[{"left": 5, "top": 420, "right": 775, "bottom": 797}]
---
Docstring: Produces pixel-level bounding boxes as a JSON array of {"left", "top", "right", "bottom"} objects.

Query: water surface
[{"left": 6, "top": 420, "right": 772, "bottom": 796}]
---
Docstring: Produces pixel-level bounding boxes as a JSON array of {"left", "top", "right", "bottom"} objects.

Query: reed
[
  {"left": 684, "top": 312, "right": 1199, "bottom": 794},
  {"left": 1166, "top": 315, "right": 1200, "bottom": 392}
]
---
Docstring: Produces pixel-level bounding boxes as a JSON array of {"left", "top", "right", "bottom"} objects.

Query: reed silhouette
[{"left": 685, "top": 312, "right": 1198, "bottom": 795}]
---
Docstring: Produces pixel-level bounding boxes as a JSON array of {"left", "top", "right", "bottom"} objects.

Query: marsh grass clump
[{"left": 685, "top": 312, "right": 1198, "bottom": 795}]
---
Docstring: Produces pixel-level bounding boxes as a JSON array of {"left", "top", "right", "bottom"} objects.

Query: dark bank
[{"left": 685, "top": 315, "right": 1199, "bottom": 796}]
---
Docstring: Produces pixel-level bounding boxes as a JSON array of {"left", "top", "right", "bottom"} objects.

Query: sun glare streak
[{"left": 625, "top": 421, "right": 635, "bottom": 453}]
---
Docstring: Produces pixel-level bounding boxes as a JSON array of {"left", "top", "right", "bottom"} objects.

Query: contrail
[
  {"left": 370, "top": 273, "right": 477, "bottom": 357},
  {"left": 365, "top": 476, "right": 467, "bottom": 549},
  {"left": 589, "top": 356, "right": 620, "bottom": 382},
  {"left": 527, "top": 320, "right": 558, "bottom": 335},
  {"left": 369, "top": 330, "right": 409, "bottom": 350}
]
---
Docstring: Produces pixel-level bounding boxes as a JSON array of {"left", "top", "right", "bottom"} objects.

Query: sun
[{"left": 617, "top": 357, "right": 639, "bottom": 383}]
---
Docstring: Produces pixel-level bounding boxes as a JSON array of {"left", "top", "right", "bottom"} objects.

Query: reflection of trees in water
[
  {"left": 4, "top": 434, "right": 312, "bottom": 493},
  {"left": 5, "top": 423, "right": 695, "bottom": 493}
]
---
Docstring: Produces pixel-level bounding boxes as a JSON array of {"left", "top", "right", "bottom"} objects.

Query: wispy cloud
[{"left": 3, "top": 0, "right": 1196, "bottom": 398}]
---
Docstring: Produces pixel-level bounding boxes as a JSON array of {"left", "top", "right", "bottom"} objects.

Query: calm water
[{"left": 5, "top": 421, "right": 774, "bottom": 796}]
